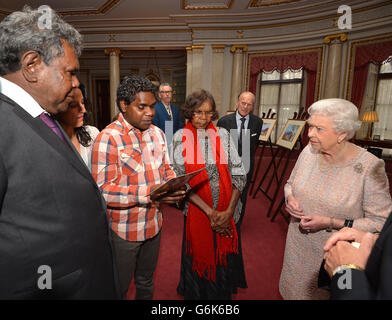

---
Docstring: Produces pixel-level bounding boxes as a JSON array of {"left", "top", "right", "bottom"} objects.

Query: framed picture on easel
[
  {"left": 276, "top": 119, "right": 306, "bottom": 150},
  {"left": 259, "top": 118, "right": 277, "bottom": 142}
]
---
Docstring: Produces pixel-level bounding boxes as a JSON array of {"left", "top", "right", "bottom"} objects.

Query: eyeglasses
[
  {"left": 239, "top": 101, "right": 253, "bottom": 108},
  {"left": 160, "top": 91, "right": 172, "bottom": 94},
  {"left": 193, "top": 111, "right": 214, "bottom": 118}
]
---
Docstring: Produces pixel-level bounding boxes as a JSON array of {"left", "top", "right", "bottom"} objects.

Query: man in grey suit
[
  {"left": 0, "top": 6, "right": 119, "bottom": 299},
  {"left": 217, "top": 92, "right": 263, "bottom": 227}
]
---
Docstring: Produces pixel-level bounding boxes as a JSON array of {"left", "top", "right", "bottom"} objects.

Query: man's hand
[
  {"left": 323, "top": 227, "right": 368, "bottom": 252},
  {"left": 323, "top": 228, "right": 378, "bottom": 278},
  {"left": 149, "top": 184, "right": 167, "bottom": 200},
  {"left": 158, "top": 189, "right": 187, "bottom": 204},
  {"left": 150, "top": 184, "right": 186, "bottom": 204}
]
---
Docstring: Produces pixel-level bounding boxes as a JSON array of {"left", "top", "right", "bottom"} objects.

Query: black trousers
[{"left": 110, "top": 230, "right": 161, "bottom": 300}]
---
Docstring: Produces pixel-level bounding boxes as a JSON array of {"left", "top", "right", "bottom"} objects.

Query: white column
[
  {"left": 211, "top": 45, "right": 225, "bottom": 116},
  {"left": 104, "top": 48, "right": 121, "bottom": 120},
  {"left": 201, "top": 45, "right": 212, "bottom": 92},
  {"left": 186, "top": 46, "right": 192, "bottom": 97},
  {"left": 191, "top": 45, "right": 204, "bottom": 92},
  {"left": 323, "top": 34, "right": 347, "bottom": 98},
  {"left": 229, "top": 45, "right": 248, "bottom": 110}
]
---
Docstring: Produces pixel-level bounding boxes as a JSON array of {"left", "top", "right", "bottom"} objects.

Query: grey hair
[
  {"left": 159, "top": 83, "right": 172, "bottom": 91},
  {"left": 0, "top": 5, "right": 83, "bottom": 76},
  {"left": 307, "top": 98, "right": 362, "bottom": 140}
]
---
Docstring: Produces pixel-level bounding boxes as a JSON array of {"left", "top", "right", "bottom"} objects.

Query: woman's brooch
[{"left": 353, "top": 163, "right": 363, "bottom": 174}]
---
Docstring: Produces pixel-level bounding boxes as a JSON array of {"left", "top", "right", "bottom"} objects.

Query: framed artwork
[
  {"left": 276, "top": 119, "right": 306, "bottom": 150},
  {"left": 259, "top": 118, "right": 277, "bottom": 142}
]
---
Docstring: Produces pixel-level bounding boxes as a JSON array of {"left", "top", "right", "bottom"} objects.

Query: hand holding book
[{"left": 149, "top": 168, "right": 206, "bottom": 202}]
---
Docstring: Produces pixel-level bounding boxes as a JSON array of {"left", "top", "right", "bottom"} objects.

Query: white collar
[{"left": 0, "top": 76, "right": 44, "bottom": 118}]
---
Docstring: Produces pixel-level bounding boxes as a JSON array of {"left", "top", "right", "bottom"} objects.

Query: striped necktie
[{"left": 166, "top": 105, "right": 172, "bottom": 120}]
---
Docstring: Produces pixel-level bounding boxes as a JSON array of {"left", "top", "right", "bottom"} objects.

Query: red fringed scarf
[{"left": 182, "top": 121, "right": 238, "bottom": 281}]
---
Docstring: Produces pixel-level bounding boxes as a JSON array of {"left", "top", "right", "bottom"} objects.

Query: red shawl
[{"left": 182, "top": 121, "right": 238, "bottom": 281}]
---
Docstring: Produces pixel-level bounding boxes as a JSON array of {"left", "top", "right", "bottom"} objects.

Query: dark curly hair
[
  {"left": 181, "top": 89, "right": 219, "bottom": 121},
  {"left": 116, "top": 74, "right": 157, "bottom": 112}
]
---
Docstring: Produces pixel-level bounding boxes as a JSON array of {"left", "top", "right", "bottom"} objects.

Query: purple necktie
[{"left": 39, "top": 112, "right": 68, "bottom": 144}]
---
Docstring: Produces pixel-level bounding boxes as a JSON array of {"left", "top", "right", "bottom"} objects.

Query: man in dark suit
[
  {"left": 217, "top": 91, "right": 263, "bottom": 226},
  {"left": 323, "top": 212, "right": 392, "bottom": 299},
  {"left": 152, "top": 83, "right": 183, "bottom": 144},
  {"left": 0, "top": 6, "right": 119, "bottom": 299}
]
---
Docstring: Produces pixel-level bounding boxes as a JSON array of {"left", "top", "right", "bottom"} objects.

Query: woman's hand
[
  {"left": 299, "top": 214, "right": 329, "bottom": 232},
  {"left": 210, "top": 209, "right": 233, "bottom": 238},
  {"left": 285, "top": 195, "right": 304, "bottom": 219}
]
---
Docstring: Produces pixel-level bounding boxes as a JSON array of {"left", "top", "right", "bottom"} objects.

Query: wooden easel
[
  {"left": 252, "top": 108, "right": 307, "bottom": 223},
  {"left": 249, "top": 109, "right": 277, "bottom": 196}
]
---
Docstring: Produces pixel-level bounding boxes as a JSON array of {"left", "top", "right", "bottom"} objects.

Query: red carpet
[
  {"left": 127, "top": 155, "right": 292, "bottom": 300},
  {"left": 126, "top": 152, "right": 392, "bottom": 300}
]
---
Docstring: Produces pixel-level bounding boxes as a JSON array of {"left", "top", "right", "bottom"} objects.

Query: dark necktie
[
  {"left": 39, "top": 112, "right": 68, "bottom": 144},
  {"left": 238, "top": 117, "right": 246, "bottom": 157}
]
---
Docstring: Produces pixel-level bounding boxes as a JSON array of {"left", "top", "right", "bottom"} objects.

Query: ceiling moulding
[
  {"left": 188, "top": 1, "right": 392, "bottom": 30},
  {"left": 173, "top": 0, "right": 386, "bottom": 20},
  {"left": 0, "top": 0, "right": 120, "bottom": 16},
  {"left": 247, "top": 0, "right": 301, "bottom": 7},
  {"left": 79, "top": 27, "right": 191, "bottom": 34},
  {"left": 60, "top": 0, "right": 121, "bottom": 16},
  {"left": 182, "top": 0, "right": 233, "bottom": 10}
]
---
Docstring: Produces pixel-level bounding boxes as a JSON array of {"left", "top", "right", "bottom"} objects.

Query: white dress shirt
[
  {"left": 0, "top": 76, "right": 44, "bottom": 117},
  {"left": 236, "top": 110, "right": 249, "bottom": 135}
]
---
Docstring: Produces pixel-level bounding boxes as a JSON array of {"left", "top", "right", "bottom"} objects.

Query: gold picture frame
[
  {"left": 276, "top": 119, "right": 306, "bottom": 150},
  {"left": 259, "top": 118, "right": 277, "bottom": 142}
]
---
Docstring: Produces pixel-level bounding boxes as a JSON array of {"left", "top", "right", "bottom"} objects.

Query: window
[
  {"left": 258, "top": 69, "right": 304, "bottom": 143},
  {"left": 372, "top": 57, "right": 392, "bottom": 157}
]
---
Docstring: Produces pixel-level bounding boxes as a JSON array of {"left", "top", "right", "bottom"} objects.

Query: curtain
[
  {"left": 259, "top": 83, "right": 279, "bottom": 141},
  {"left": 250, "top": 51, "right": 319, "bottom": 146},
  {"left": 351, "top": 40, "right": 392, "bottom": 110},
  {"left": 373, "top": 78, "right": 392, "bottom": 139},
  {"left": 249, "top": 51, "right": 319, "bottom": 110}
]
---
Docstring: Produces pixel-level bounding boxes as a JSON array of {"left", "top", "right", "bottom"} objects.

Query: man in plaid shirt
[{"left": 91, "top": 75, "right": 186, "bottom": 299}]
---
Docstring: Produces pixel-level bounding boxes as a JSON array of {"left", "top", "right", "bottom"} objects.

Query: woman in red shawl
[{"left": 171, "top": 89, "right": 247, "bottom": 299}]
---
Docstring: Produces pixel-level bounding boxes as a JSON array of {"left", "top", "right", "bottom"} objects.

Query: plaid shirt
[{"left": 91, "top": 113, "right": 176, "bottom": 241}]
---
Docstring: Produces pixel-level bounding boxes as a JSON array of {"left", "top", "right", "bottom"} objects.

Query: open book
[{"left": 147, "top": 168, "right": 206, "bottom": 197}]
